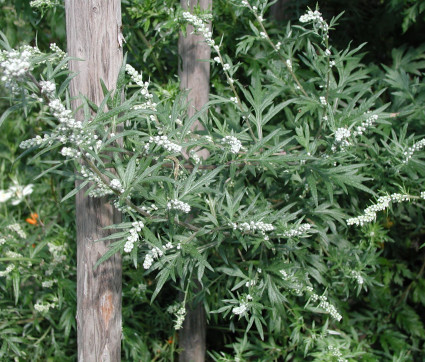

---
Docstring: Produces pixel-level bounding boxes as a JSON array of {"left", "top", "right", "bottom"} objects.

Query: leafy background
[{"left": 0, "top": 0, "right": 425, "bottom": 361}]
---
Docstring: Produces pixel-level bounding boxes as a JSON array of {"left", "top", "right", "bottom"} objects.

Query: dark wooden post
[
  {"left": 65, "top": 1, "right": 123, "bottom": 360},
  {"left": 270, "top": 0, "right": 291, "bottom": 21},
  {"left": 178, "top": 0, "right": 212, "bottom": 361}
]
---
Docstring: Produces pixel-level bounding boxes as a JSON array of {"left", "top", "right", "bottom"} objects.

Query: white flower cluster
[
  {"left": 231, "top": 221, "right": 274, "bottom": 236},
  {"left": 130, "top": 282, "right": 147, "bottom": 297},
  {"left": 279, "top": 269, "right": 304, "bottom": 295},
  {"left": 20, "top": 82, "right": 102, "bottom": 162},
  {"left": 421, "top": 191, "right": 425, "bottom": 199},
  {"left": 403, "top": 138, "right": 425, "bottom": 164},
  {"left": 49, "top": 98, "right": 84, "bottom": 140},
  {"left": 123, "top": 221, "right": 144, "bottom": 253},
  {"left": 347, "top": 195, "right": 391, "bottom": 226},
  {"left": 328, "top": 346, "right": 347, "bottom": 362},
  {"left": 5, "top": 250, "right": 23, "bottom": 259},
  {"left": 113, "top": 199, "right": 132, "bottom": 214},
  {"left": 350, "top": 270, "right": 364, "bottom": 285},
  {"left": 30, "top": 0, "right": 59, "bottom": 8},
  {"left": 126, "top": 64, "right": 157, "bottom": 112},
  {"left": 286, "top": 59, "right": 292, "bottom": 71},
  {"left": 0, "top": 183, "right": 34, "bottom": 206},
  {"left": 299, "top": 9, "right": 329, "bottom": 32},
  {"left": 19, "top": 134, "right": 48, "bottom": 149},
  {"left": 143, "top": 242, "right": 175, "bottom": 269},
  {"left": 319, "top": 96, "right": 327, "bottom": 105},
  {"left": 0, "top": 264, "right": 15, "bottom": 277},
  {"left": 60, "top": 147, "right": 81, "bottom": 158},
  {"left": 50, "top": 43, "right": 66, "bottom": 60},
  {"left": 332, "top": 127, "right": 351, "bottom": 151},
  {"left": 347, "top": 193, "right": 412, "bottom": 226},
  {"left": 42, "top": 279, "right": 57, "bottom": 288},
  {"left": 282, "top": 223, "right": 311, "bottom": 237},
  {"left": 232, "top": 301, "right": 248, "bottom": 316},
  {"left": 182, "top": 11, "right": 214, "bottom": 47},
  {"left": 110, "top": 179, "right": 124, "bottom": 193},
  {"left": 174, "top": 306, "right": 186, "bottom": 330},
  {"left": 280, "top": 269, "right": 290, "bottom": 280},
  {"left": 8, "top": 223, "right": 27, "bottom": 239},
  {"left": 0, "top": 48, "right": 32, "bottom": 83},
  {"left": 222, "top": 135, "right": 242, "bottom": 154},
  {"left": 46, "top": 243, "right": 67, "bottom": 275},
  {"left": 353, "top": 111, "right": 378, "bottom": 137},
  {"left": 34, "top": 299, "right": 58, "bottom": 313},
  {"left": 80, "top": 166, "right": 114, "bottom": 198},
  {"left": 245, "top": 279, "right": 256, "bottom": 287},
  {"left": 335, "top": 128, "right": 351, "bottom": 143},
  {"left": 144, "top": 135, "right": 182, "bottom": 154},
  {"left": 167, "top": 199, "right": 191, "bottom": 213},
  {"left": 391, "top": 193, "right": 410, "bottom": 203},
  {"left": 40, "top": 80, "right": 56, "bottom": 97},
  {"left": 188, "top": 149, "right": 201, "bottom": 164},
  {"left": 311, "top": 294, "right": 342, "bottom": 321}
]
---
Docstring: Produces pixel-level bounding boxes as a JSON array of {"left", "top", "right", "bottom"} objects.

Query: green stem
[
  {"left": 215, "top": 50, "right": 258, "bottom": 142},
  {"left": 135, "top": 29, "right": 166, "bottom": 81},
  {"left": 251, "top": 9, "right": 308, "bottom": 98}
]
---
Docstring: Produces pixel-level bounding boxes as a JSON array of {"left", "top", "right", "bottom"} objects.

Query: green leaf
[
  {"left": 0, "top": 104, "right": 22, "bottom": 128},
  {"left": 94, "top": 240, "right": 124, "bottom": 268},
  {"left": 61, "top": 180, "right": 89, "bottom": 202},
  {"left": 12, "top": 272, "right": 20, "bottom": 305}
]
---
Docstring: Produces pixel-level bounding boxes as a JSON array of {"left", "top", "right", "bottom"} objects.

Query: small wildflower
[
  {"left": 282, "top": 223, "right": 311, "bottom": 237},
  {"left": 167, "top": 199, "right": 191, "bottom": 213},
  {"left": 346, "top": 194, "right": 413, "bottom": 227},
  {"left": 110, "top": 179, "right": 125, "bottom": 193},
  {"left": 26, "top": 212, "right": 39, "bottom": 225},
  {"left": 0, "top": 264, "right": 15, "bottom": 277},
  {"left": 222, "top": 136, "right": 242, "bottom": 154},
  {"left": 286, "top": 59, "right": 292, "bottom": 71},
  {"left": 351, "top": 270, "right": 364, "bottom": 285},
  {"left": 232, "top": 302, "right": 248, "bottom": 315},
  {"left": 402, "top": 138, "right": 425, "bottom": 164},
  {"left": 0, "top": 190, "right": 12, "bottom": 203},
  {"left": 174, "top": 307, "right": 186, "bottom": 330},
  {"left": 353, "top": 111, "right": 378, "bottom": 137}
]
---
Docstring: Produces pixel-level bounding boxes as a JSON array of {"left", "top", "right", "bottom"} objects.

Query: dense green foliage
[{"left": 1, "top": 1, "right": 425, "bottom": 361}]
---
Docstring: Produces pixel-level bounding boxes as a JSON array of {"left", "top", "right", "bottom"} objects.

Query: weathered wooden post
[
  {"left": 65, "top": 1, "right": 123, "bottom": 360},
  {"left": 178, "top": 0, "right": 212, "bottom": 361}
]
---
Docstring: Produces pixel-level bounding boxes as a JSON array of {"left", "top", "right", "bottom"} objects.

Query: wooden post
[
  {"left": 178, "top": 0, "right": 212, "bottom": 361},
  {"left": 270, "top": 0, "right": 291, "bottom": 21},
  {"left": 65, "top": 1, "right": 123, "bottom": 361}
]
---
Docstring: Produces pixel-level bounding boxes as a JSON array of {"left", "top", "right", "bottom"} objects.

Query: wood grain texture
[
  {"left": 65, "top": 1, "right": 123, "bottom": 361},
  {"left": 270, "top": 0, "right": 291, "bottom": 21},
  {"left": 178, "top": 1, "right": 212, "bottom": 361}
]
